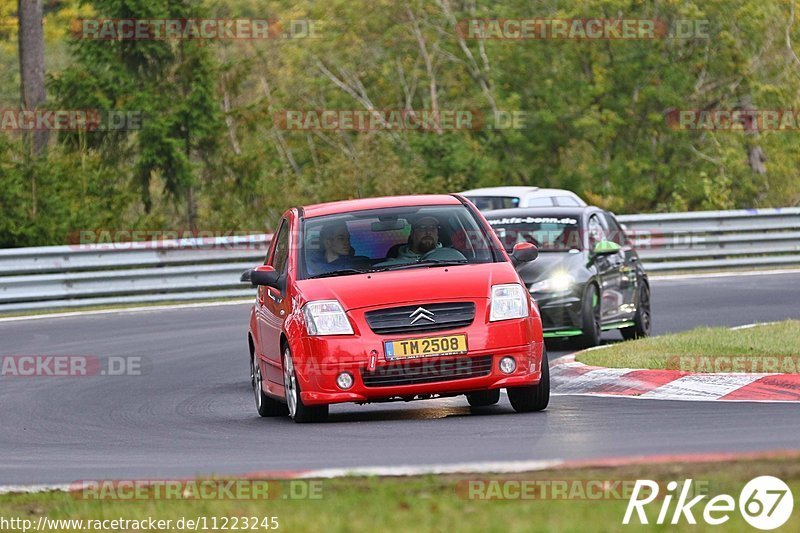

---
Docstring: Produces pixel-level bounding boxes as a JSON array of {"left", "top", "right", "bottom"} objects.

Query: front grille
[
  {"left": 365, "top": 302, "right": 476, "bottom": 335},
  {"left": 361, "top": 355, "right": 492, "bottom": 388}
]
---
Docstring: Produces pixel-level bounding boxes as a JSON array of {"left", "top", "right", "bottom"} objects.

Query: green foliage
[
  {"left": 2, "top": 0, "right": 800, "bottom": 246},
  {"left": 0, "top": 134, "right": 134, "bottom": 247},
  {"left": 50, "top": 0, "right": 223, "bottom": 215}
]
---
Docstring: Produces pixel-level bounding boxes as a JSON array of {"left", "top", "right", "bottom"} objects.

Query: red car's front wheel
[
  {"left": 507, "top": 349, "right": 550, "bottom": 412},
  {"left": 283, "top": 346, "right": 329, "bottom": 423}
]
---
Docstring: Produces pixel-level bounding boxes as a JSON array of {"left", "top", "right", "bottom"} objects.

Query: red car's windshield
[{"left": 299, "top": 205, "right": 500, "bottom": 279}]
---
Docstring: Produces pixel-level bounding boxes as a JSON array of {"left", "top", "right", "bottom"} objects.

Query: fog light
[
  {"left": 499, "top": 357, "right": 516, "bottom": 374},
  {"left": 336, "top": 372, "right": 354, "bottom": 390}
]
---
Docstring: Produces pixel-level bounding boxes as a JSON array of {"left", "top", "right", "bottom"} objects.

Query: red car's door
[{"left": 256, "top": 218, "right": 292, "bottom": 389}]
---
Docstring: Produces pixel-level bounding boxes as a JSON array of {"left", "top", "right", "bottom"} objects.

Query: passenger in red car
[
  {"left": 308, "top": 221, "right": 368, "bottom": 274},
  {"left": 322, "top": 221, "right": 351, "bottom": 262}
]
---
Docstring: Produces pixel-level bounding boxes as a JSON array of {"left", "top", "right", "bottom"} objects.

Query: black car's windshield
[
  {"left": 299, "top": 205, "right": 499, "bottom": 279},
  {"left": 485, "top": 215, "right": 583, "bottom": 252}
]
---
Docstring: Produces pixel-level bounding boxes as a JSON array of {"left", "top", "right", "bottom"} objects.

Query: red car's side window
[
  {"left": 270, "top": 219, "right": 291, "bottom": 276},
  {"left": 265, "top": 219, "right": 286, "bottom": 266}
]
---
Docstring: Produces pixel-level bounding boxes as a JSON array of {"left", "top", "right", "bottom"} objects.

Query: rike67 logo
[{"left": 623, "top": 476, "right": 794, "bottom": 530}]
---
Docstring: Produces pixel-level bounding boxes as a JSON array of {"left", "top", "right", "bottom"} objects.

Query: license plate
[{"left": 384, "top": 334, "right": 467, "bottom": 360}]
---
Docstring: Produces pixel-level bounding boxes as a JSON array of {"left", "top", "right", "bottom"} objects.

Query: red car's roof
[{"left": 302, "top": 194, "right": 462, "bottom": 218}]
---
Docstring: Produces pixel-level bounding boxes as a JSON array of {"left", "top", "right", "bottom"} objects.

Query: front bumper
[
  {"left": 293, "top": 301, "right": 544, "bottom": 406},
  {"left": 300, "top": 348, "right": 542, "bottom": 405}
]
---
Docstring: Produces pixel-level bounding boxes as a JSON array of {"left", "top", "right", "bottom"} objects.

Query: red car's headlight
[
  {"left": 302, "top": 300, "right": 354, "bottom": 335},
  {"left": 489, "top": 284, "right": 529, "bottom": 322}
]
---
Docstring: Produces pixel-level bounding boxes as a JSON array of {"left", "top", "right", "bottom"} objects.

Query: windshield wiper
[
  {"left": 373, "top": 259, "right": 469, "bottom": 272},
  {"left": 307, "top": 268, "right": 373, "bottom": 279},
  {"left": 418, "top": 258, "right": 469, "bottom": 265}
]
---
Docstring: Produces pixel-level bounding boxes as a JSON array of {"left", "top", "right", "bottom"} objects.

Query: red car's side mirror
[
  {"left": 241, "top": 265, "right": 281, "bottom": 288},
  {"left": 510, "top": 242, "right": 538, "bottom": 266}
]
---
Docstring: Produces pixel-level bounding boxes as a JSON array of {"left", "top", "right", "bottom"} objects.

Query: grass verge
[
  {"left": 576, "top": 320, "right": 800, "bottom": 372},
  {"left": 1, "top": 456, "right": 799, "bottom": 532}
]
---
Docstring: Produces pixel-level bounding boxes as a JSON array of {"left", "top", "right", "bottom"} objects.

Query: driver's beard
[{"left": 417, "top": 237, "right": 436, "bottom": 254}]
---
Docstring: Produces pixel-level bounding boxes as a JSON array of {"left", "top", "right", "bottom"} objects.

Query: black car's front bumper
[{"left": 531, "top": 290, "right": 583, "bottom": 337}]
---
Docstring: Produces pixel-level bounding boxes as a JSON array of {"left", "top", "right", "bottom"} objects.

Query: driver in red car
[
  {"left": 395, "top": 215, "right": 442, "bottom": 260},
  {"left": 377, "top": 215, "right": 467, "bottom": 266}
]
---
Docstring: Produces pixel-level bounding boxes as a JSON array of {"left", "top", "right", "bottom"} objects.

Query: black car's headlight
[{"left": 529, "top": 272, "right": 575, "bottom": 293}]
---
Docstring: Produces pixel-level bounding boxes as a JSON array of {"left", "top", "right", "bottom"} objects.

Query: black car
[{"left": 484, "top": 206, "right": 651, "bottom": 347}]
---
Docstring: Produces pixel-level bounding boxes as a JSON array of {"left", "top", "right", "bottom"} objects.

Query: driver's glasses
[{"left": 415, "top": 224, "right": 439, "bottom": 232}]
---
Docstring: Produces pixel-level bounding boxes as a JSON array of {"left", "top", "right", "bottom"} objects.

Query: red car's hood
[{"left": 295, "top": 262, "right": 520, "bottom": 311}]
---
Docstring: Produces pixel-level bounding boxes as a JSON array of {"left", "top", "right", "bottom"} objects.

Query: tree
[
  {"left": 51, "top": 0, "right": 223, "bottom": 228},
  {"left": 17, "top": 0, "right": 48, "bottom": 217}
]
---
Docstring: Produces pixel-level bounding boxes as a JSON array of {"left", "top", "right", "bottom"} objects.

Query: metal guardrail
[
  {"left": 0, "top": 235, "right": 269, "bottom": 313},
  {"left": 0, "top": 207, "right": 798, "bottom": 313},
  {"left": 617, "top": 207, "right": 800, "bottom": 271}
]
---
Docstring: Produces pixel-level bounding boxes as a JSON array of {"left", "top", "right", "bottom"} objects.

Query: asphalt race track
[{"left": 2, "top": 272, "right": 800, "bottom": 485}]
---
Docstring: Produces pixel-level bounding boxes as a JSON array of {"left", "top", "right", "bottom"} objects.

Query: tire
[
  {"left": 283, "top": 346, "right": 329, "bottom": 423},
  {"left": 467, "top": 389, "right": 501, "bottom": 407},
  {"left": 622, "top": 282, "right": 652, "bottom": 341},
  {"left": 507, "top": 348, "right": 550, "bottom": 413},
  {"left": 579, "top": 283, "right": 602, "bottom": 348},
  {"left": 252, "top": 354, "right": 289, "bottom": 417}
]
